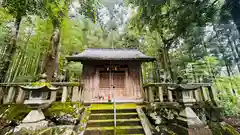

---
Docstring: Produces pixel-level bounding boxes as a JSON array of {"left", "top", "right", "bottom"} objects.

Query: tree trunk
[
  {"left": 158, "top": 47, "right": 173, "bottom": 82},
  {"left": 230, "top": 0, "right": 240, "bottom": 35},
  {"left": 228, "top": 34, "right": 240, "bottom": 73},
  {"left": 166, "top": 48, "right": 174, "bottom": 81},
  {"left": 0, "top": 15, "right": 22, "bottom": 82},
  {"left": 158, "top": 48, "right": 167, "bottom": 82},
  {"left": 42, "top": 21, "right": 61, "bottom": 81}
]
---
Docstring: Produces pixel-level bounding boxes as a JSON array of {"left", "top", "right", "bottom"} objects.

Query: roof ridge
[{"left": 86, "top": 48, "right": 139, "bottom": 50}]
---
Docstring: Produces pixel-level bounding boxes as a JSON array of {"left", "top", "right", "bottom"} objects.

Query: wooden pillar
[
  {"left": 139, "top": 65, "right": 143, "bottom": 99},
  {"left": 16, "top": 87, "right": 25, "bottom": 104},
  {"left": 61, "top": 86, "right": 68, "bottom": 103},
  {"left": 125, "top": 68, "right": 129, "bottom": 98},
  {"left": 168, "top": 90, "right": 173, "bottom": 102},
  {"left": 148, "top": 87, "right": 154, "bottom": 102},
  {"left": 158, "top": 86, "right": 163, "bottom": 102},
  {"left": 72, "top": 86, "right": 79, "bottom": 102},
  {"left": 6, "top": 87, "right": 15, "bottom": 103}
]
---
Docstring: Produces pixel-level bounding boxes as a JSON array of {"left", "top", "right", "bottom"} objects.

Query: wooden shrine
[{"left": 66, "top": 48, "right": 155, "bottom": 102}]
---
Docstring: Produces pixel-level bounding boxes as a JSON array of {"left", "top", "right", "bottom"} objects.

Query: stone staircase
[{"left": 84, "top": 104, "right": 146, "bottom": 135}]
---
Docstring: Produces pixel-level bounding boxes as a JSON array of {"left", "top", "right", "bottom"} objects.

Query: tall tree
[
  {"left": 127, "top": 0, "right": 219, "bottom": 82},
  {"left": 41, "top": 0, "right": 69, "bottom": 81},
  {"left": 41, "top": 0, "right": 99, "bottom": 81}
]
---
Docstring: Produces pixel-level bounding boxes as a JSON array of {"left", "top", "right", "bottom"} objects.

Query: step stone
[
  {"left": 90, "top": 112, "right": 138, "bottom": 116},
  {"left": 84, "top": 126, "right": 145, "bottom": 135},
  {"left": 87, "top": 119, "right": 142, "bottom": 127},
  {"left": 90, "top": 109, "right": 137, "bottom": 114},
  {"left": 89, "top": 113, "right": 139, "bottom": 120}
]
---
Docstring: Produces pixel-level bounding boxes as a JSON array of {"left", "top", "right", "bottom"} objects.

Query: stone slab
[
  {"left": 14, "top": 120, "right": 48, "bottom": 132},
  {"left": 136, "top": 107, "right": 153, "bottom": 135},
  {"left": 171, "top": 124, "right": 212, "bottom": 135},
  {"left": 177, "top": 107, "right": 204, "bottom": 128}
]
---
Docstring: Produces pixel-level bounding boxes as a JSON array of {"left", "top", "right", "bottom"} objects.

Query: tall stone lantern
[
  {"left": 168, "top": 84, "right": 212, "bottom": 135},
  {"left": 14, "top": 74, "right": 61, "bottom": 131}
]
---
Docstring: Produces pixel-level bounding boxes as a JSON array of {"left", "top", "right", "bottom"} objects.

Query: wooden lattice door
[{"left": 99, "top": 70, "right": 126, "bottom": 100}]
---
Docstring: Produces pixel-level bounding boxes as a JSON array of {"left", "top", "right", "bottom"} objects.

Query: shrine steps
[{"left": 83, "top": 104, "right": 146, "bottom": 135}]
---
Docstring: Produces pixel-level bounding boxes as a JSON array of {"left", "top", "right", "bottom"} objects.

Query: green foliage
[
  {"left": 0, "top": 8, "right": 13, "bottom": 25},
  {"left": 0, "top": 104, "right": 30, "bottom": 121},
  {"left": 127, "top": 0, "right": 219, "bottom": 41},
  {"left": 2, "top": 0, "right": 42, "bottom": 17},
  {"left": 79, "top": 0, "right": 99, "bottom": 23},
  {"left": 183, "top": 56, "right": 220, "bottom": 82},
  {"left": 214, "top": 76, "right": 240, "bottom": 116}
]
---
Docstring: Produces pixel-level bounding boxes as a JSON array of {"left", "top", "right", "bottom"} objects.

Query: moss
[
  {"left": 209, "top": 122, "right": 240, "bottom": 135},
  {"left": 167, "top": 130, "right": 177, "bottom": 135},
  {"left": 79, "top": 107, "right": 90, "bottom": 128},
  {"left": 31, "top": 82, "right": 51, "bottom": 87},
  {"left": 223, "top": 124, "right": 240, "bottom": 135},
  {"left": 0, "top": 104, "right": 31, "bottom": 121},
  {"left": 0, "top": 104, "right": 9, "bottom": 114},
  {"left": 90, "top": 103, "right": 136, "bottom": 110},
  {"left": 44, "top": 102, "right": 82, "bottom": 118}
]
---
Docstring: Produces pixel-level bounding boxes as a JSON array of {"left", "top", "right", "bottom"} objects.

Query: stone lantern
[
  {"left": 14, "top": 74, "right": 61, "bottom": 131},
  {"left": 168, "top": 84, "right": 212, "bottom": 135}
]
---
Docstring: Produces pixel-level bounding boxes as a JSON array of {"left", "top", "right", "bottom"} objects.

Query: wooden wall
[{"left": 81, "top": 61, "right": 144, "bottom": 102}]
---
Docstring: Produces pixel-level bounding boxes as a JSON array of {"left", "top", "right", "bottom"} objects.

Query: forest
[{"left": 0, "top": 0, "right": 239, "bottom": 124}]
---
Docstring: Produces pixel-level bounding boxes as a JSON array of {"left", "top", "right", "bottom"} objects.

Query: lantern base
[
  {"left": 170, "top": 107, "right": 212, "bottom": 135},
  {"left": 22, "top": 109, "right": 45, "bottom": 123}
]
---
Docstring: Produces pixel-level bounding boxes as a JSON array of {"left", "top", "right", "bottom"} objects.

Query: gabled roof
[{"left": 66, "top": 48, "right": 155, "bottom": 62}]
